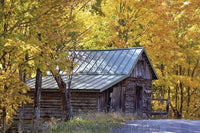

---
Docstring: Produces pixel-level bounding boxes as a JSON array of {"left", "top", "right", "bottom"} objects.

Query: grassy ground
[{"left": 42, "top": 112, "right": 135, "bottom": 133}]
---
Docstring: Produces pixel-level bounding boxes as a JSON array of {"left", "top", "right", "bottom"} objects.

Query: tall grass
[{"left": 43, "top": 112, "right": 135, "bottom": 133}]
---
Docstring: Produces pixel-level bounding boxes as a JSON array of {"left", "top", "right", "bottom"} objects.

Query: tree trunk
[
  {"left": 191, "top": 58, "right": 200, "bottom": 78},
  {"left": 179, "top": 66, "right": 183, "bottom": 118},
  {"left": 169, "top": 102, "right": 181, "bottom": 119},
  {"left": 52, "top": 74, "right": 72, "bottom": 120},
  {"left": 168, "top": 87, "right": 170, "bottom": 101},
  {"left": 180, "top": 82, "right": 183, "bottom": 118},
  {"left": 186, "top": 63, "right": 190, "bottom": 115},
  {"left": 1, "top": 0, "right": 7, "bottom": 132},
  {"left": 187, "top": 87, "right": 190, "bottom": 114},
  {"left": 67, "top": 74, "right": 73, "bottom": 119},
  {"left": 18, "top": 69, "right": 27, "bottom": 133},
  {"left": 51, "top": 40, "right": 76, "bottom": 121},
  {"left": 33, "top": 68, "right": 42, "bottom": 133},
  {"left": 2, "top": 107, "right": 6, "bottom": 133},
  {"left": 175, "top": 84, "right": 178, "bottom": 111}
]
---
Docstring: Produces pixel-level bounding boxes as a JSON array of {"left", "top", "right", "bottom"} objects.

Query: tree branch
[{"left": 191, "top": 58, "right": 200, "bottom": 78}]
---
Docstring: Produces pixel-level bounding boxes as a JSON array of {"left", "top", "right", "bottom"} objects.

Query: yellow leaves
[
  {"left": 0, "top": 70, "right": 31, "bottom": 118},
  {"left": 147, "top": 2, "right": 200, "bottom": 117},
  {"left": 100, "top": 0, "right": 159, "bottom": 47},
  {"left": 4, "top": 39, "right": 13, "bottom": 46},
  {"left": 1, "top": 69, "right": 5, "bottom": 75},
  {"left": 22, "top": 87, "right": 28, "bottom": 93},
  {"left": 0, "top": 0, "right": 84, "bottom": 124}
]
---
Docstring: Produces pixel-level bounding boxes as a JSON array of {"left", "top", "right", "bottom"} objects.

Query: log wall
[
  {"left": 14, "top": 91, "right": 62, "bottom": 123},
  {"left": 98, "top": 89, "right": 108, "bottom": 112},
  {"left": 97, "top": 52, "right": 153, "bottom": 117},
  {"left": 123, "top": 52, "right": 153, "bottom": 117},
  {"left": 14, "top": 51, "right": 154, "bottom": 129},
  {"left": 15, "top": 90, "right": 99, "bottom": 120},
  {"left": 71, "top": 91, "right": 98, "bottom": 112},
  {"left": 122, "top": 78, "right": 152, "bottom": 117}
]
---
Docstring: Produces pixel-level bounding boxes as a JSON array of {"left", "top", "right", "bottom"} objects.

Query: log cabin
[{"left": 21, "top": 47, "right": 158, "bottom": 120}]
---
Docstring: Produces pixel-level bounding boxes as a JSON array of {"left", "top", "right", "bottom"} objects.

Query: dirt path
[{"left": 113, "top": 119, "right": 200, "bottom": 133}]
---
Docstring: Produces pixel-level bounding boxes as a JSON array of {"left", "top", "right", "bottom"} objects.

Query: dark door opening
[
  {"left": 107, "top": 88, "right": 113, "bottom": 112},
  {"left": 135, "top": 86, "right": 143, "bottom": 114}
]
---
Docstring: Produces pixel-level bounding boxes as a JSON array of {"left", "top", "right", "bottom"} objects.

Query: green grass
[{"left": 43, "top": 112, "right": 135, "bottom": 133}]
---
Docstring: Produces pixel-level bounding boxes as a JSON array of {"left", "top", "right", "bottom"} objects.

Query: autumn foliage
[
  {"left": 87, "top": 0, "right": 200, "bottom": 119},
  {"left": 0, "top": 0, "right": 200, "bottom": 132}
]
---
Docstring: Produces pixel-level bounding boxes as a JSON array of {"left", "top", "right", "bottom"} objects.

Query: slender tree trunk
[
  {"left": 179, "top": 66, "right": 183, "bottom": 118},
  {"left": 1, "top": 1, "right": 6, "bottom": 132},
  {"left": 18, "top": 69, "right": 27, "bottom": 133},
  {"left": 180, "top": 82, "right": 183, "bottom": 118},
  {"left": 168, "top": 87, "right": 170, "bottom": 99},
  {"left": 187, "top": 87, "right": 190, "bottom": 114},
  {"left": 175, "top": 84, "right": 178, "bottom": 111},
  {"left": 33, "top": 68, "right": 42, "bottom": 133},
  {"left": 169, "top": 102, "right": 180, "bottom": 118},
  {"left": 1, "top": 70, "right": 7, "bottom": 133},
  {"left": 66, "top": 82, "right": 72, "bottom": 120},
  {"left": 67, "top": 74, "right": 73, "bottom": 119},
  {"left": 168, "top": 86, "right": 170, "bottom": 101},
  {"left": 191, "top": 58, "right": 200, "bottom": 78},
  {"left": 2, "top": 107, "right": 6, "bottom": 133},
  {"left": 1, "top": 57, "right": 7, "bottom": 133},
  {"left": 186, "top": 63, "right": 190, "bottom": 115}
]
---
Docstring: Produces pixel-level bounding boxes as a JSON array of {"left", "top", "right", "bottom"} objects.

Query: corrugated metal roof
[
  {"left": 73, "top": 47, "right": 143, "bottom": 74},
  {"left": 27, "top": 47, "right": 158, "bottom": 92},
  {"left": 26, "top": 75, "right": 126, "bottom": 92}
]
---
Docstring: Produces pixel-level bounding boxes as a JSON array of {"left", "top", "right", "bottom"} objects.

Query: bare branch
[
  {"left": 76, "top": 0, "right": 92, "bottom": 13},
  {"left": 60, "top": 24, "right": 94, "bottom": 51}
]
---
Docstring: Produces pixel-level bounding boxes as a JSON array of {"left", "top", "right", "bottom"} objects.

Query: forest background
[{"left": 0, "top": 0, "right": 200, "bottom": 132}]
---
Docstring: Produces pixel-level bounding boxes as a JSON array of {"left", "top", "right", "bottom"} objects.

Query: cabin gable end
[{"left": 130, "top": 52, "right": 155, "bottom": 80}]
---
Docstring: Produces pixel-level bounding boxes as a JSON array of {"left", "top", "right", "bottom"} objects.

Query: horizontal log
[
  {"left": 71, "top": 100, "right": 96, "bottom": 104},
  {"left": 72, "top": 106, "right": 97, "bottom": 109},
  {"left": 40, "top": 99, "right": 60, "bottom": 102},
  {"left": 151, "top": 99, "right": 169, "bottom": 101},
  {"left": 71, "top": 94, "right": 98, "bottom": 97},
  {"left": 21, "top": 105, "right": 61, "bottom": 108},
  {"left": 71, "top": 98, "right": 96, "bottom": 101},
  {"left": 72, "top": 104, "right": 97, "bottom": 108},
  {"left": 151, "top": 112, "right": 168, "bottom": 115}
]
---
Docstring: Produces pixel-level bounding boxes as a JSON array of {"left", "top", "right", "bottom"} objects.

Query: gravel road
[{"left": 113, "top": 119, "right": 200, "bottom": 133}]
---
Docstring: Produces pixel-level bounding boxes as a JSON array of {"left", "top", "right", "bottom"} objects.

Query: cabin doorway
[
  {"left": 135, "top": 86, "right": 143, "bottom": 115},
  {"left": 107, "top": 88, "right": 113, "bottom": 112}
]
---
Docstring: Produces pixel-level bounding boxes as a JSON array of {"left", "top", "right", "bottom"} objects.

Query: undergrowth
[{"left": 43, "top": 112, "right": 135, "bottom": 133}]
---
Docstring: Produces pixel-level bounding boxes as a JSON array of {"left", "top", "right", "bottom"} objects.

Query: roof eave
[
  {"left": 100, "top": 74, "right": 128, "bottom": 92},
  {"left": 30, "top": 88, "right": 100, "bottom": 92},
  {"left": 126, "top": 47, "right": 158, "bottom": 80},
  {"left": 143, "top": 48, "right": 159, "bottom": 80}
]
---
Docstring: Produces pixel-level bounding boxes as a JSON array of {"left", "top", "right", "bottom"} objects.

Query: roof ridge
[
  {"left": 74, "top": 47, "right": 144, "bottom": 51},
  {"left": 68, "top": 74, "right": 126, "bottom": 76}
]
